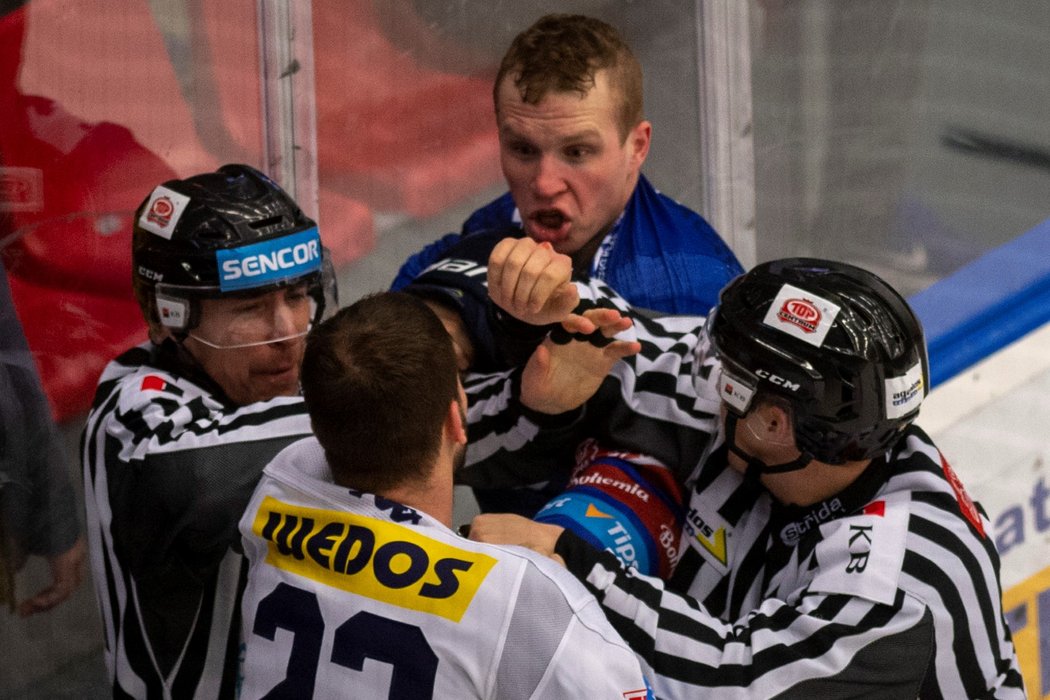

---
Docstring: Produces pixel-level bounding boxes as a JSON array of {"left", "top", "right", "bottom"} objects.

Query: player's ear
[
  {"left": 445, "top": 397, "right": 467, "bottom": 447},
  {"left": 752, "top": 402, "right": 794, "bottom": 444},
  {"left": 627, "top": 119, "right": 651, "bottom": 166}
]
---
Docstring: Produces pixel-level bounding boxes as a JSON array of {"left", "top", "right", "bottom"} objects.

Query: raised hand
[
  {"left": 488, "top": 237, "right": 578, "bottom": 326},
  {"left": 520, "top": 307, "right": 641, "bottom": 415}
]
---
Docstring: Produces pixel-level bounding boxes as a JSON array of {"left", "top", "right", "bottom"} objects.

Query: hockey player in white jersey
[
  {"left": 469, "top": 238, "right": 1025, "bottom": 698},
  {"left": 239, "top": 292, "right": 653, "bottom": 699},
  {"left": 82, "top": 165, "right": 335, "bottom": 698}
]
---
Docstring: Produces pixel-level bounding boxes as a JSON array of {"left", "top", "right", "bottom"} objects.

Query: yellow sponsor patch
[
  {"left": 697, "top": 526, "right": 727, "bottom": 567},
  {"left": 1002, "top": 564, "right": 1050, "bottom": 699},
  {"left": 687, "top": 507, "right": 729, "bottom": 568},
  {"left": 252, "top": 497, "right": 497, "bottom": 622}
]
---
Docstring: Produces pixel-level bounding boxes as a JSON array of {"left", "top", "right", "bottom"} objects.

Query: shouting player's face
[{"left": 496, "top": 69, "right": 651, "bottom": 257}]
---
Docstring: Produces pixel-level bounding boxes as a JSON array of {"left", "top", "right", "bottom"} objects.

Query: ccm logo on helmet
[
  {"left": 217, "top": 227, "right": 322, "bottom": 292},
  {"left": 756, "top": 368, "right": 801, "bottom": 392}
]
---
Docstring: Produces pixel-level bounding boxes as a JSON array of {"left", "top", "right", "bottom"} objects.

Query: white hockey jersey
[{"left": 238, "top": 438, "right": 653, "bottom": 699}]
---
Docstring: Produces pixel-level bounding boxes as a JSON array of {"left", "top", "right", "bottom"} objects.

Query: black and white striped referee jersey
[
  {"left": 462, "top": 279, "right": 721, "bottom": 492},
  {"left": 464, "top": 279, "right": 1026, "bottom": 698},
  {"left": 82, "top": 341, "right": 311, "bottom": 698}
]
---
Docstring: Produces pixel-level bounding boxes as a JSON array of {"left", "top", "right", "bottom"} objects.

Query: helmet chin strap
[{"left": 725, "top": 412, "right": 814, "bottom": 481}]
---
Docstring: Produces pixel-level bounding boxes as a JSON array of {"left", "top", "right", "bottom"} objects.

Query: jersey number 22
[{"left": 252, "top": 582, "right": 438, "bottom": 698}]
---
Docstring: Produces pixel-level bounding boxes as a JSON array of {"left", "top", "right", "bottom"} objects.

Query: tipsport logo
[{"left": 217, "top": 227, "right": 322, "bottom": 292}]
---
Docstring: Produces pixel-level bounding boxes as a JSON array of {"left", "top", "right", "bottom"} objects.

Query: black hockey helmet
[
  {"left": 132, "top": 164, "right": 334, "bottom": 333},
  {"left": 706, "top": 258, "right": 929, "bottom": 464}
]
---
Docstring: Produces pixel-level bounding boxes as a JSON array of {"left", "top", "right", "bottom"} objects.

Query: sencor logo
[
  {"left": 221, "top": 239, "right": 319, "bottom": 282},
  {"left": 777, "top": 298, "right": 821, "bottom": 333},
  {"left": 217, "top": 227, "right": 322, "bottom": 292}
]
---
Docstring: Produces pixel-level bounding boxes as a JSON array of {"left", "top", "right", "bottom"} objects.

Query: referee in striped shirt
[
  {"left": 468, "top": 238, "right": 1025, "bottom": 698},
  {"left": 82, "top": 165, "right": 334, "bottom": 698}
]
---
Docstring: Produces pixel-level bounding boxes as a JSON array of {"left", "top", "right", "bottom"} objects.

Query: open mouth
[{"left": 527, "top": 209, "right": 569, "bottom": 241}]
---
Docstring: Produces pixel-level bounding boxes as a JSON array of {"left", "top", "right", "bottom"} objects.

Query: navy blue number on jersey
[{"left": 252, "top": 582, "right": 438, "bottom": 698}]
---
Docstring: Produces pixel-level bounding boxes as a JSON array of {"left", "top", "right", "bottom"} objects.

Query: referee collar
[{"left": 768, "top": 456, "right": 892, "bottom": 548}]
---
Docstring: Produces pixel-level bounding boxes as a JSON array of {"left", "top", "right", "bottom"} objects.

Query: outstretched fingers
[{"left": 520, "top": 309, "right": 640, "bottom": 415}]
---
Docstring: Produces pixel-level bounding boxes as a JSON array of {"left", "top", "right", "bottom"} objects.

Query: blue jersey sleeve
[
  {"left": 390, "top": 231, "right": 463, "bottom": 290},
  {"left": 603, "top": 176, "right": 744, "bottom": 315},
  {"left": 460, "top": 191, "right": 517, "bottom": 235}
]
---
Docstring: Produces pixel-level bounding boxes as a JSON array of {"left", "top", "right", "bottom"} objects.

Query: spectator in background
[
  {"left": 81, "top": 165, "right": 335, "bottom": 697},
  {"left": 0, "top": 263, "right": 85, "bottom": 617},
  {"left": 238, "top": 292, "right": 653, "bottom": 699}
]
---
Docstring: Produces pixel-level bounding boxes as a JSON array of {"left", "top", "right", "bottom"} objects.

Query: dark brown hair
[
  {"left": 494, "top": 14, "right": 644, "bottom": 141},
  {"left": 301, "top": 292, "right": 459, "bottom": 493}
]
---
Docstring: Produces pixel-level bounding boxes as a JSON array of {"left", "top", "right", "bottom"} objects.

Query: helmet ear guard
[{"left": 154, "top": 292, "right": 195, "bottom": 332}]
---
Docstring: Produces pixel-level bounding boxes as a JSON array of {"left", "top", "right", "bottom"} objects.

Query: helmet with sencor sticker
[{"left": 131, "top": 163, "right": 334, "bottom": 337}]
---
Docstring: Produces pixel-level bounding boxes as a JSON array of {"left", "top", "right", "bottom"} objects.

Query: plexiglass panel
[
  {"left": 1, "top": 1, "right": 271, "bottom": 694},
  {"left": 750, "top": 0, "right": 1050, "bottom": 295},
  {"left": 1, "top": 0, "right": 275, "bottom": 423}
]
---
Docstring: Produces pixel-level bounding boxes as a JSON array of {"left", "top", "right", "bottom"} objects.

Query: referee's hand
[
  {"left": 521, "top": 308, "right": 640, "bottom": 415},
  {"left": 468, "top": 514, "right": 566, "bottom": 566}
]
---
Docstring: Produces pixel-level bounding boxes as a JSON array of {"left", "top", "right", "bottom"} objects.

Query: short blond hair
[{"left": 494, "top": 14, "right": 644, "bottom": 142}]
